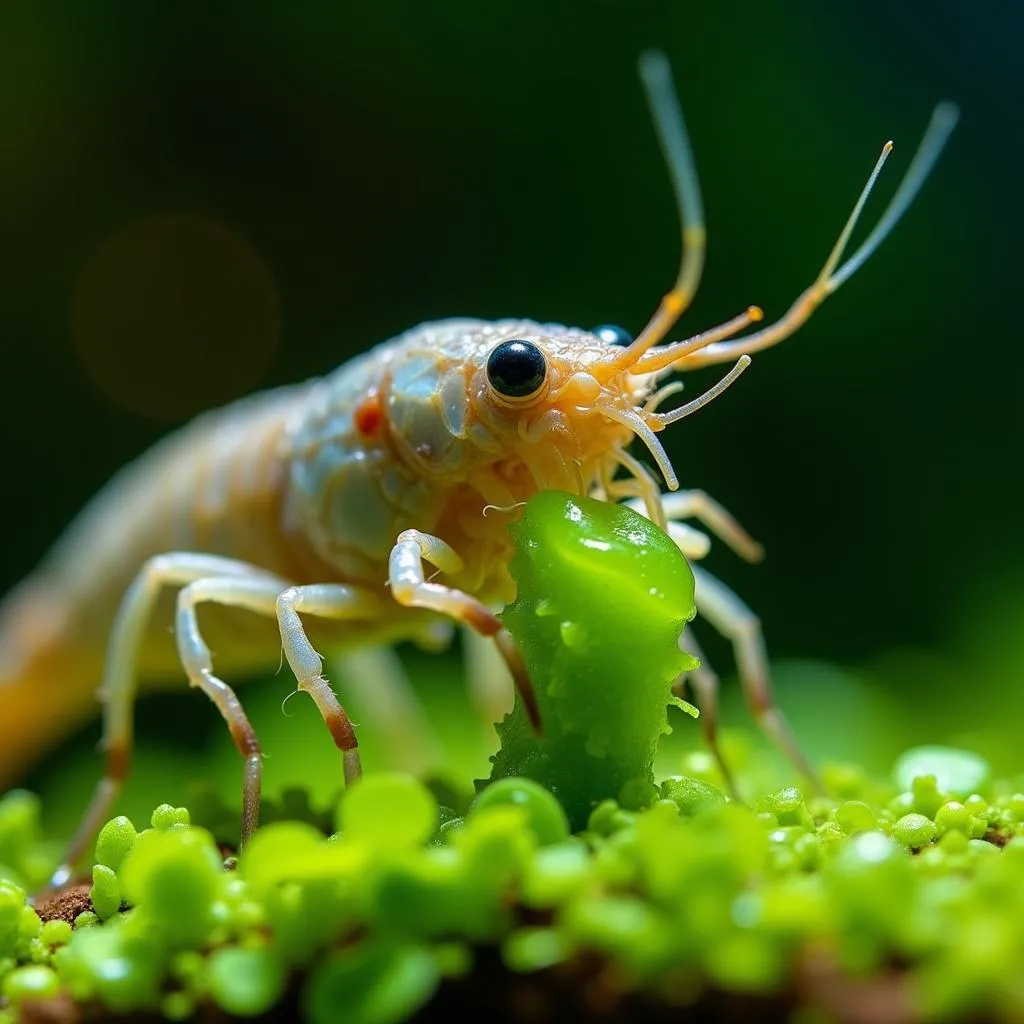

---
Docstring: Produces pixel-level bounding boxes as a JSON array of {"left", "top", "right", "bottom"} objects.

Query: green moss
[
  {"left": 2, "top": 492, "right": 1024, "bottom": 1022},
  {"left": 469, "top": 777, "right": 570, "bottom": 846},
  {"left": 0, "top": 779, "right": 1019, "bottom": 1020}
]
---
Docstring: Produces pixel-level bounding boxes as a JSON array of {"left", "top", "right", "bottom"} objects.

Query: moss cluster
[
  {"left": 3, "top": 492, "right": 1023, "bottom": 1022},
  {"left": 1, "top": 750, "right": 1024, "bottom": 1022}
]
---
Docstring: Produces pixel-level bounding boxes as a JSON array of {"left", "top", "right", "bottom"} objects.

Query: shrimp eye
[
  {"left": 593, "top": 324, "right": 633, "bottom": 346},
  {"left": 486, "top": 340, "right": 547, "bottom": 400}
]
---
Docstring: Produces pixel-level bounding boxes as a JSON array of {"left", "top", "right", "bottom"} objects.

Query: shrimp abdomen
[{"left": 0, "top": 384, "right": 319, "bottom": 783}]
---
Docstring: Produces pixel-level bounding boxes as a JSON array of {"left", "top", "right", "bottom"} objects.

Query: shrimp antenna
[
  {"left": 598, "top": 356, "right": 753, "bottom": 491},
  {"left": 633, "top": 305, "right": 762, "bottom": 375},
  {"left": 676, "top": 101, "right": 960, "bottom": 370},
  {"left": 608, "top": 50, "right": 706, "bottom": 370},
  {"left": 831, "top": 102, "right": 960, "bottom": 289},
  {"left": 652, "top": 355, "right": 752, "bottom": 426}
]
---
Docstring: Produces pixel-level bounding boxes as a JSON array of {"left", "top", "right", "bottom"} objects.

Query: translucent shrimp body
[{"left": 0, "top": 52, "right": 957, "bottom": 889}]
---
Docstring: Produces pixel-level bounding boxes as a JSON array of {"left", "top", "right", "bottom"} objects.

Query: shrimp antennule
[
  {"left": 597, "top": 356, "right": 754, "bottom": 490},
  {"left": 597, "top": 403, "right": 679, "bottom": 491},
  {"left": 633, "top": 306, "right": 763, "bottom": 376},
  {"left": 651, "top": 356, "right": 752, "bottom": 427}
]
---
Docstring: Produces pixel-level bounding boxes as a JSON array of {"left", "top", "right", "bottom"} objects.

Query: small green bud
[
  {"left": 938, "top": 828, "right": 968, "bottom": 854},
  {"left": 893, "top": 814, "right": 937, "bottom": 848},
  {"left": 659, "top": 776, "right": 727, "bottom": 817},
  {"left": 471, "top": 778, "right": 569, "bottom": 846},
  {"left": 934, "top": 801, "right": 972, "bottom": 835},
  {"left": 90, "top": 864, "right": 122, "bottom": 920},
  {"left": 504, "top": 927, "right": 572, "bottom": 973},
  {"left": 338, "top": 774, "right": 438, "bottom": 851},
  {"left": 208, "top": 946, "right": 286, "bottom": 1017},
  {"left": 162, "top": 991, "right": 196, "bottom": 1022},
  {"left": 768, "top": 787, "right": 809, "bottom": 826},
  {"left": 910, "top": 776, "right": 944, "bottom": 818},
  {"left": 587, "top": 800, "right": 634, "bottom": 837},
  {"left": 151, "top": 805, "right": 191, "bottom": 830},
  {"left": 836, "top": 800, "right": 877, "bottom": 834},
  {"left": 40, "top": 919, "right": 72, "bottom": 947},
  {"left": 1, "top": 964, "right": 59, "bottom": 1003},
  {"left": 95, "top": 815, "right": 138, "bottom": 870},
  {"left": 964, "top": 794, "right": 989, "bottom": 817}
]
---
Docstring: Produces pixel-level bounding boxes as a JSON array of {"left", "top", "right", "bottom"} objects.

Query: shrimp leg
[
  {"left": 655, "top": 491, "right": 764, "bottom": 564},
  {"left": 51, "top": 554, "right": 282, "bottom": 887},
  {"left": 389, "top": 530, "right": 541, "bottom": 732},
  {"left": 332, "top": 646, "right": 438, "bottom": 775},
  {"left": 624, "top": 490, "right": 763, "bottom": 563},
  {"left": 51, "top": 555, "right": 379, "bottom": 888},
  {"left": 617, "top": 488, "right": 798, "bottom": 789},
  {"left": 690, "top": 564, "right": 821, "bottom": 792},
  {"left": 181, "top": 579, "right": 383, "bottom": 827},
  {"left": 462, "top": 626, "right": 514, "bottom": 728},
  {"left": 677, "top": 625, "right": 738, "bottom": 797},
  {"left": 627, "top": 491, "right": 817, "bottom": 793}
]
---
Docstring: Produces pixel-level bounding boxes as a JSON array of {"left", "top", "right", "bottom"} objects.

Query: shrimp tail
[{"left": 0, "top": 578, "right": 100, "bottom": 788}]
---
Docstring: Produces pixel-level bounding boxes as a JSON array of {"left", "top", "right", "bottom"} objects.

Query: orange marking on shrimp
[{"left": 354, "top": 391, "right": 383, "bottom": 437}]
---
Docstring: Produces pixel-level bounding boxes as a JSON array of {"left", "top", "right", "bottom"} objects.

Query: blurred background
[{"left": 1, "top": 0, "right": 1021, "bottom": 829}]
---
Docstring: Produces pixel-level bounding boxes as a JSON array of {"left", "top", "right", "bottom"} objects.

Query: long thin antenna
[
  {"left": 608, "top": 51, "right": 706, "bottom": 370},
  {"left": 675, "top": 101, "right": 960, "bottom": 370},
  {"left": 653, "top": 355, "right": 752, "bottom": 426},
  {"left": 831, "top": 101, "right": 960, "bottom": 289},
  {"left": 634, "top": 305, "right": 763, "bottom": 375},
  {"left": 817, "top": 142, "right": 894, "bottom": 287}
]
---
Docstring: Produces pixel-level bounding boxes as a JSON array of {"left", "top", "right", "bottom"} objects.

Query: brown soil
[{"left": 34, "top": 885, "right": 93, "bottom": 926}]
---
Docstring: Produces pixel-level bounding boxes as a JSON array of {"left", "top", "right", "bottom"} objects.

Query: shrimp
[{"left": 0, "top": 52, "right": 957, "bottom": 887}]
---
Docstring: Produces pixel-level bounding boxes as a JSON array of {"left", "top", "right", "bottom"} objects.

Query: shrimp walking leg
[
  {"left": 179, "top": 581, "right": 382, "bottom": 835},
  {"left": 626, "top": 490, "right": 763, "bottom": 563},
  {"left": 678, "top": 626, "right": 738, "bottom": 797},
  {"left": 690, "top": 564, "right": 821, "bottom": 790},
  {"left": 175, "top": 576, "right": 298, "bottom": 847},
  {"left": 51, "top": 553, "right": 285, "bottom": 889},
  {"left": 389, "top": 530, "right": 541, "bottom": 731},
  {"left": 462, "top": 626, "right": 514, "bottom": 728},
  {"left": 331, "top": 645, "right": 438, "bottom": 775},
  {"left": 274, "top": 584, "right": 385, "bottom": 788}
]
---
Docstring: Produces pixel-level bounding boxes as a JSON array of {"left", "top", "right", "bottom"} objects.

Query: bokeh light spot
[{"left": 72, "top": 215, "right": 281, "bottom": 421}]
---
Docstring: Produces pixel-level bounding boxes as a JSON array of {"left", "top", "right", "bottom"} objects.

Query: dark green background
[{"left": 1, "top": 1, "right": 1021, "bottom": 808}]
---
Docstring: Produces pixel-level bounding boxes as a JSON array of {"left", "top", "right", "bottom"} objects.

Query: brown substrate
[
  {"left": 34, "top": 886, "right": 94, "bottom": 926},
  {"left": 14, "top": 943, "right": 969, "bottom": 1024}
]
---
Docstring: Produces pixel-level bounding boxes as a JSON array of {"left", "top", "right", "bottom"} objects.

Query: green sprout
[{"left": 489, "top": 490, "right": 698, "bottom": 827}]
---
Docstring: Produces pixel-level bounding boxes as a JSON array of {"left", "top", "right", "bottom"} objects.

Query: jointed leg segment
[
  {"left": 389, "top": 529, "right": 541, "bottom": 731},
  {"left": 176, "top": 575, "right": 284, "bottom": 848},
  {"left": 52, "top": 554, "right": 279, "bottom": 887},
  {"left": 332, "top": 645, "right": 439, "bottom": 776},
  {"left": 275, "top": 584, "right": 382, "bottom": 786},
  {"left": 637, "top": 490, "right": 818, "bottom": 794},
  {"left": 690, "top": 564, "right": 820, "bottom": 792},
  {"left": 52, "top": 554, "right": 378, "bottom": 889},
  {"left": 626, "top": 490, "right": 763, "bottom": 563},
  {"left": 677, "top": 626, "right": 736, "bottom": 797}
]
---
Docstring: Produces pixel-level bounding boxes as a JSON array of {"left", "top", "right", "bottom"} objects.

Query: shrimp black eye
[
  {"left": 593, "top": 324, "right": 633, "bottom": 346},
  {"left": 486, "top": 340, "right": 547, "bottom": 400}
]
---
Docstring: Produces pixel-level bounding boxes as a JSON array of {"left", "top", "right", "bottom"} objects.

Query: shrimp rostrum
[{"left": 0, "top": 52, "right": 957, "bottom": 885}]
